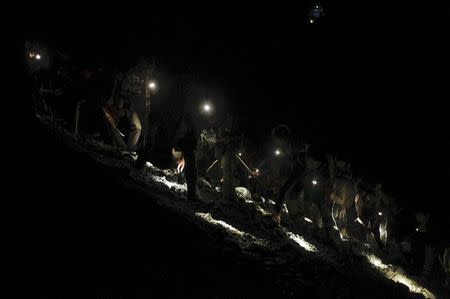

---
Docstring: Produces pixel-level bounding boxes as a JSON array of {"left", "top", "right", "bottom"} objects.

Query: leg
[
  {"left": 184, "top": 150, "right": 198, "bottom": 200},
  {"left": 127, "top": 111, "right": 142, "bottom": 151},
  {"left": 221, "top": 147, "right": 234, "bottom": 201},
  {"left": 444, "top": 247, "right": 450, "bottom": 286},
  {"left": 318, "top": 195, "right": 334, "bottom": 239},
  {"left": 275, "top": 164, "right": 303, "bottom": 214},
  {"left": 423, "top": 245, "right": 436, "bottom": 278}
]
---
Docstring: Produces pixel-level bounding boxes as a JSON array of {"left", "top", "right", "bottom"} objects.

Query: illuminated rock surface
[{"left": 19, "top": 117, "right": 448, "bottom": 298}]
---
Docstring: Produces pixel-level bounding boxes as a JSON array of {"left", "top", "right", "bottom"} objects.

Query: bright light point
[
  {"left": 315, "top": 5, "right": 319, "bottom": 8},
  {"left": 255, "top": 168, "right": 259, "bottom": 173},
  {"left": 274, "top": 149, "right": 281, "bottom": 156},
  {"left": 378, "top": 212, "right": 383, "bottom": 216},
  {"left": 356, "top": 218, "right": 364, "bottom": 225},
  {"left": 312, "top": 180, "right": 318, "bottom": 185},
  {"left": 35, "top": 54, "right": 41, "bottom": 60},
  {"left": 238, "top": 152, "right": 242, "bottom": 157},
  {"left": 333, "top": 225, "right": 339, "bottom": 231},
  {"left": 304, "top": 217, "right": 313, "bottom": 223},
  {"left": 203, "top": 104, "right": 211, "bottom": 112},
  {"left": 309, "top": 19, "right": 314, "bottom": 24},
  {"left": 416, "top": 228, "right": 419, "bottom": 232},
  {"left": 148, "top": 81, "right": 156, "bottom": 90}
]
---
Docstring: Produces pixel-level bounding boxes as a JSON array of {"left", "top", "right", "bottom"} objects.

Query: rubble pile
[{"left": 34, "top": 116, "right": 447, "bottom": 298}]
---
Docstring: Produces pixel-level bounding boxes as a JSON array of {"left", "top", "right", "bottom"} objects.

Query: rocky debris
[{"left": 36, "top": 115, "right": 447, "bottom": 299}]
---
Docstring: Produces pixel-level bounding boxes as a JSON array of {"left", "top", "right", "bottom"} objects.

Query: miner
[
  {"left": 273, "top": 143, "right": 335, "bottom": 240},
  {"left": 173, "top": 113, "right": 199, "bottom": 201},
  {"left": 118, "top": 58, "right": 157, "bottom": 169}
]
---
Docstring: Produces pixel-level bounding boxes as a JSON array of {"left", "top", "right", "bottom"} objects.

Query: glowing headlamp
[{"left": 148, "top": 80, "right": 157, "bottom": 90}]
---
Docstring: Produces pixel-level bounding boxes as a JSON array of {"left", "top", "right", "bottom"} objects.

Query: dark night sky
[{"left": 19, "top": 3, "right": 450, "bottom": 211}]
